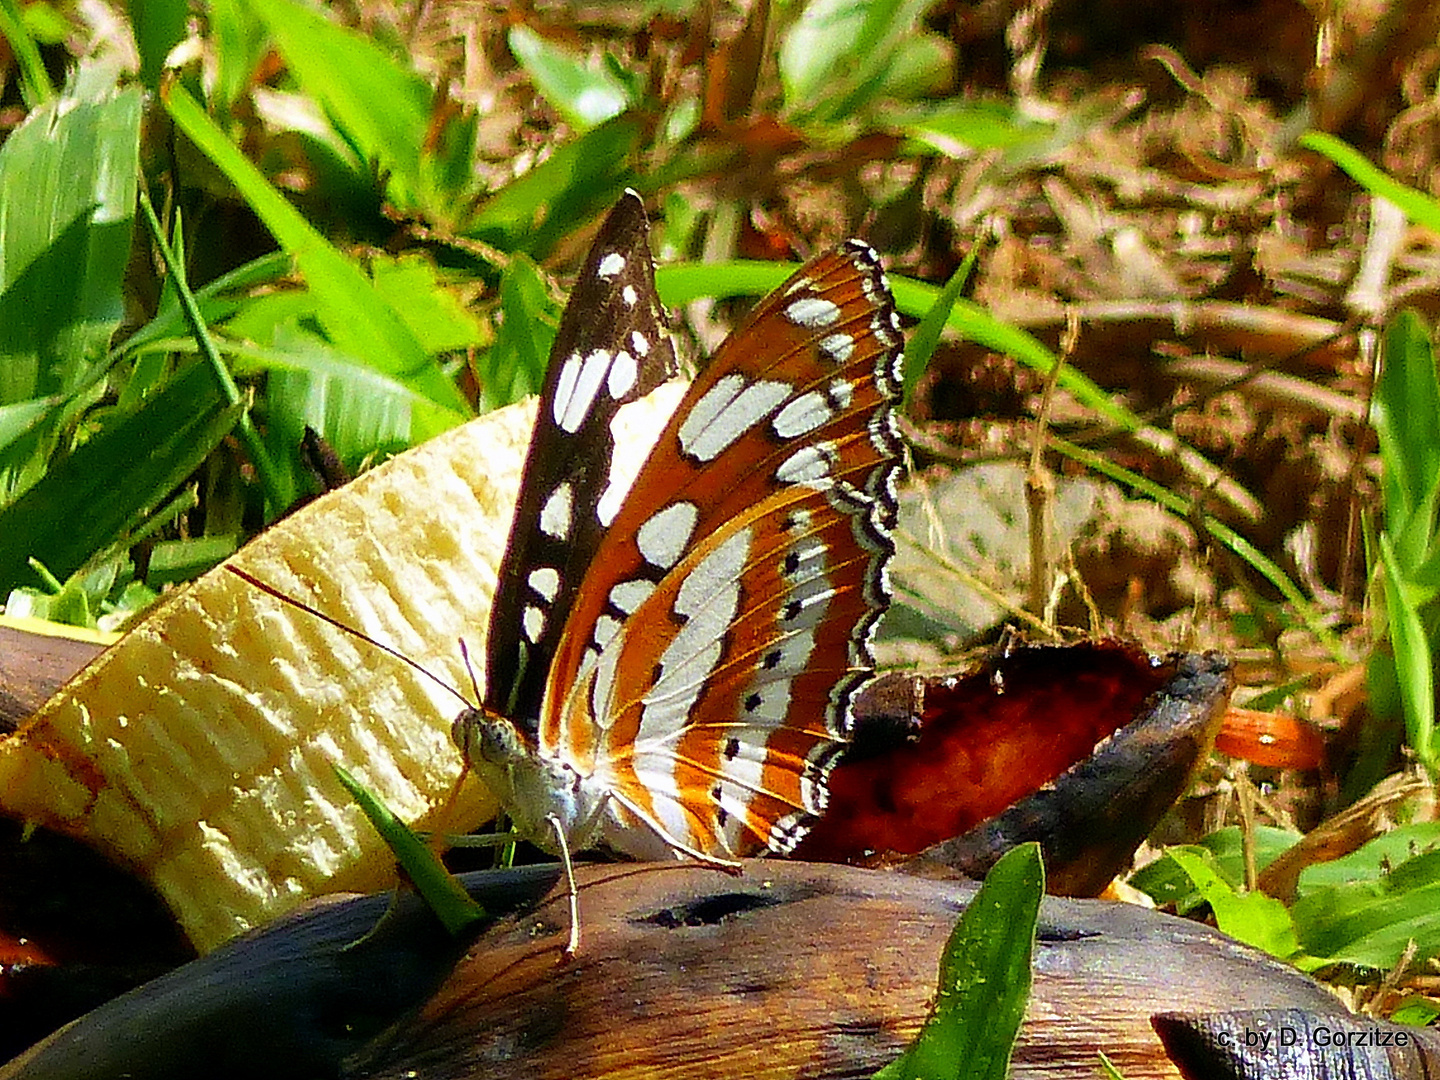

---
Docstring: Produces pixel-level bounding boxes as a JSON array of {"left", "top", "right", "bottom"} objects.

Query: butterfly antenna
[
  {"left": 457, "top": 637, "right": 484, "bottom": 708},
  {"left": 226, "top": 565, "right": 474, "bottom": 710}
]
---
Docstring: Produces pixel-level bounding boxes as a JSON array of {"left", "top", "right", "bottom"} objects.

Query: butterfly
[{"left": 453, "top": 191, "right": 904, "bottom": 868}]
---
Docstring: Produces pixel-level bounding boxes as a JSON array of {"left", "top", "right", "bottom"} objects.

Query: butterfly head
[
  {"left": 452, "top": 704, "right": 610, "bottom": 855},
  {"left": 451, "top": 704, "right": 531, "bottom": 770}
]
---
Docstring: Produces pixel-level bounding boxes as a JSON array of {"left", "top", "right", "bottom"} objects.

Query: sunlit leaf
[
  {"left": 1169, "top": 849, "right": 1299, "bottom": 960},
  {"left": 874, "top": 843, "right": 1042, "bottom": 1080},
  {"left": 509, "top": 25, "right": 632, "bottom": 131},
  {"left": 1301, "top": 132, "right": 1440, "bottom": 234},
  {"left": 0, "top": 79, "right": 141, "bottom": 402},
  {"left": 465, "top": 116, "right": 645, "bottom": 253},
  {"left": 1379, "top": 532, "right": 1436, "bottom": 770},
  {"left": 0, "top": 362, "right": 244, "bottom": 596},
  {"left": 247, "top": 0, "right": 433, "bottom": 211},
  {"left": 780, "top": 0, "right": 933, "bottom": 121},
  {"left": 333, "top": 765, "right": 487, "bottom": 938},
  {"left": 164, "top": 85, "right": 470, "bottom": 441}
]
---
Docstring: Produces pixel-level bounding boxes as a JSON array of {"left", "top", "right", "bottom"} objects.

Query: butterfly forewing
[
  {"left": 485, "top": 191, "right": 678, "bottom": 727},
  {"left": 543, "top": 241, "right": 904, "bottom": 859}
]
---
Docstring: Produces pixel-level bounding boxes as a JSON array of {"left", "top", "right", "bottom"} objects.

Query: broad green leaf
[
  {"left": 164, "top": 85, "right": 470, "bottom": 440},
  {"left": 370, "top": 255, "right": 489, "bottom": 355},
  {"left": 1130, "top": 829, "right": 1302, "bottom": 912},
  {"left": 1298, "top": 822, "right": 1440, "bottom": 896},
  {"left": 1292, "top": 848, "right": 1440, "bottom": 971},
  {"left": 874, "top": 843, "right": 1042, "bottom": 1080},
  {"left": 879, "top": 33, "right": 952, "bottom": 100},
  {"left": 0, "top": 362, "right": 243, "bottom": 596},
  {"left": 333, "top": 765, "right": 487, "bottom": 937},
  {"left": 508, "top": 26, "right": 632, "bottom": 131},
  {"left": 1379, "top": 532, "right": 1436, "bottom": 770},
  {"left": 0, "top": 80, "right": 141, "bottom": 401},
  {"left": 1301, "top": 132, "right": 1440, "bottom": 234},
  {"left": 247, "top": 0, "right": 433, "bottom": 211},
  {"left": 261, "top": 327, "right": 416, "bottom": 478},
  {"left": 147, "top": 534, "right": 240, "bottom": 587},
  {"left": 1391, "top": 998, "right": 1440, "bottom": 1026},
  {"left": 1169, "top": 849, "right": 1299, "bottom": 960},
  {"left": 903, "top": 100, "right": 1052, "bottom": 153}
]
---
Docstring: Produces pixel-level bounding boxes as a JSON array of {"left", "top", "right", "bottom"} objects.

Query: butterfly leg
[{"left": 547, "top": 813, "right": 581, "bottom": 959}]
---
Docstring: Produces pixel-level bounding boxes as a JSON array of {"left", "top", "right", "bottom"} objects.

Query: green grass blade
[
  {"left": 0, "top": 362, "right": 244, "bottom": 595},
  {"left": 1379, "top": 532, "right": 1436, "bottom": 772},
  {"left": 117, "top": 251, "right": 292, "bottom": 359},
  {"left": 1374, "top": 310, "right": 1440, "bottom": 558},
  {"left": 137, "top": 191, "right": 287, "bottom": 514},
  {"left": 333, "top": 765, "right": 487, "bottom": 938},
  {"left": 1053, "top": 435, "right": 1347, "bottom": 662},
  {"left": 0, "top": 0, "right": 56, "bottom": 106},
  {"left": 247, "top": 0, "right": 432, "bottom": 211},
  {"left": 163, "top": 85, "right": 470, "bottom": 440},
  {"left": 902, "top": 252, "right": 974, "bottom": 412},
  {"left": 874, "top": 843, "right": 1043, "bottom": 1080},
  {"left": 1301, "top": 132, "right": 1440, "bottom": 234},
  {"left": 130, "top": 0, "right": 188, "bottom": 90}
]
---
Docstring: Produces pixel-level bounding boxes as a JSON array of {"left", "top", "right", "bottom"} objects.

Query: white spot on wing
[
  {"left": 527, "top": 566, "right": 560, "bottom": 601},
  {"left": 523, "top": 605, "right": 544, "bottom": 643},
  {"left": 785, "top": 296, "right": 841, "bottom": 328},
  {"left": 609, "top": 578, "right": 655, "bottom": 614},
  {"left": 636, "top": 501, "right": 699, "bottom": 570},
  {"left": 636, "top": 528, "right": 750, "bottom": 746},
  {"left": 776, "top": 443, "right": 834, "bottom": 484},
  {"left": 772, "top": 390, "right": 833, "bottom": 439},
  {"left": 631, "top": 330, "right": 650, "bottom": 356},
  {"left": 593, "top": 613, "right": 621, "bottom": 650},
  {"left": 596, "top": 474, "right": 624, "bottom": 526},
  {"left": 552, "top": 349, "right": 611, "bottom": 433},
  {"left": 607, "top": 350, "right": 637, "bottom": 399},
  {"left": 540, "top": 482, "right": 574, "bottom": 540},
  {"left": 678, "top": 375, "right": 791, "bottom": 462},
  {"left": 622, "top": 284, "right": 638, "bottom": 307},
  {"left": 819, "top": 333, "right": 854, "bottom": 363},
  {"left": 597, "top": 251, "right": 626, "bottom": 278}
]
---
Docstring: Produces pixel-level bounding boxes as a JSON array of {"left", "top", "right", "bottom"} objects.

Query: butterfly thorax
[{"left": 452, "top": 706, "right": 610, "bottom": 855}]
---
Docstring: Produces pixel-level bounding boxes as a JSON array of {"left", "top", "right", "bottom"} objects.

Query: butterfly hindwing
[
  {"left": 545, "top": 242, "right": 904, "bottom": 859},
  {"left": 485, "top": 191, "right": 678, "bottom": 727}
]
